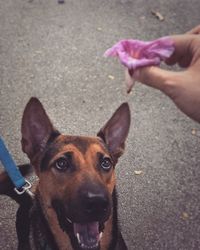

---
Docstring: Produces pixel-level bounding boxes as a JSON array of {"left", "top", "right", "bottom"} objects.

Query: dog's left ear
[{"left": 97, "top": 103, "right": 131, "bottom": 161}]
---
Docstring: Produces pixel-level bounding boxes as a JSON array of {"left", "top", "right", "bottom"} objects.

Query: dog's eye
[
  {"left": 100, "top": 157, "right": 112, "bottom": 171},
  {"left": 55, "top": 158, "right": 69, "bottom": 171}
]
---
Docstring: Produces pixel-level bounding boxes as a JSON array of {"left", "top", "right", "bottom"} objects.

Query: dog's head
[{"left": 21, "top": 97, "right": 130, "bottom": 250}]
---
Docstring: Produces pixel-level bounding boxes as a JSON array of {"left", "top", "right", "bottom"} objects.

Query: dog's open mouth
[
  {"left": 52, "top": 200, "right": 106, "bottom": 250},
  {"left": 73, "top": 221, "right": 102, "bottom": 249}
]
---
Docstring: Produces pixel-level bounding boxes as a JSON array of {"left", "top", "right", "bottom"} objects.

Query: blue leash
[{"left": 0, "top": 136, "right": 31, "bottom": 195}]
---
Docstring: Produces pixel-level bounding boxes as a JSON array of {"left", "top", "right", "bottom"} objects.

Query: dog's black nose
[
  {"left": 84, "top": 191, "right": 109, "bottom": 215},
  {"left": 70, "top": 182, "right": 111, "bottom": 223},
  {"left": 79, "top": 189, "right": 110, "bottom": 220}
]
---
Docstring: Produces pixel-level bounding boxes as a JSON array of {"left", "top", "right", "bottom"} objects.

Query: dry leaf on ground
[
  {"left": 151, "top": 10, "right": 164, "bottom": 21},
  {"left": 108, "top": 75, "right": 115, "bottom": 80},
  {"left": 134, "top": 170, "right": 143, "bottom": 175},
  {"left": 191, "top": 129, "right": 196, "bottom": 135},
  {"left": 181, "top": 212, "right": 189, "bottom": 220}
]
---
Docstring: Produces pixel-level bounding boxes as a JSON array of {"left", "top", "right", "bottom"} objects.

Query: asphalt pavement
[{"left": 1, "top": 0, "right": 200, "bottom": 249}]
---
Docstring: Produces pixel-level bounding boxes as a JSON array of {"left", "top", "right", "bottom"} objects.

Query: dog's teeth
[
  {"left": 100, "top": 232, "right": 103, "bottom": 240},
  {"left": 76, "top": 233, "right": 81, "bottom": 244}
]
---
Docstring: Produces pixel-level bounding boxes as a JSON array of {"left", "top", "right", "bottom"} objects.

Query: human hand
[
  {"left": 134, "top": 28, "right": 200, "bottom": 122},
  {"left": 187, "top": 24, "right": 200, "bottom": 34}
]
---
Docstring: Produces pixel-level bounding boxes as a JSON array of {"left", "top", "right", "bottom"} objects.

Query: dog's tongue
[{"left": 73, "top": 221, "right": 100, "bottom": 249}]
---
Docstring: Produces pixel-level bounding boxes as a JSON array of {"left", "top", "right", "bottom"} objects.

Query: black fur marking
[
  {"left": 16, "top": 193, "right": 33, "bottom": 250},
  {"left": 108, "top": 188, "right": 119, "bottom": 250},
  {"left": 67, "top": 137, "right": 91, "bottom": 154},
  {"left": 47, "top": 130, "right": 60, "bottom": 145},
  {"left": 52, "top": 199, "right": 81, "bottom": 250},
  {"left": 40, "top": 131, "right": 61, "bottom": 171},
  {"left": 30, "top": 198, "right": 59, "bottom": 250},
  {"left": 40, "top": 146, "right": 59, "bottom": 171}
]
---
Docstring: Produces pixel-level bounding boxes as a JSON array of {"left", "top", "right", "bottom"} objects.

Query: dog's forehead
[
  {"left": 40, "top": 135, "right": 109, "bottom": 171},
  {"left": 56, "top": 135, "right": 106, "bottom": 152},
  {"left": 48, "top": 134, "right": 109, "bottom": 157}
]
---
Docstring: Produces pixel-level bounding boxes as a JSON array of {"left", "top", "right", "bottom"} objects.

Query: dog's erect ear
[
  {"left": 21, "top": 97, "right": 56, "bottom": 161},
  {"left": 97, "top": 103, "right": 131, "bottom": 160}
]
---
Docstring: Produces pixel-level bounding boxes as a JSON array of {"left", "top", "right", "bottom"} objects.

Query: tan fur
[{"left": 40, "top": 195, "right": 73, "bottom": 250}]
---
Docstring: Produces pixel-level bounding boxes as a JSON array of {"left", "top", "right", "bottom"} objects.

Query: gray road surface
[{"left": 0, "top": 0, "right": 200, "bottom": 249}]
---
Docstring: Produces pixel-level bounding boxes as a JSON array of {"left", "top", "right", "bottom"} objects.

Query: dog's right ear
[{"left": 21, "top": 97, "right": 56, "bottom": 162}]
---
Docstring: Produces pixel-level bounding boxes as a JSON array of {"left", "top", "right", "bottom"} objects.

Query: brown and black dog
[{"left": 0, "top": 97, "right": 130, "bottom": 250}]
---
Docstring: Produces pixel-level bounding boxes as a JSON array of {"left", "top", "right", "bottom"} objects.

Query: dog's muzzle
[
  {"left": 53, "top": 185, "right": 111, "bottom": 250},
  {"left": 69, "top": 188, "right": 110, "bottom": 249}
]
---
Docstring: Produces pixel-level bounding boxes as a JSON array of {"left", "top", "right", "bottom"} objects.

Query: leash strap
[{"left": 0, "top": 136, "right": 31, "bottom": 194}]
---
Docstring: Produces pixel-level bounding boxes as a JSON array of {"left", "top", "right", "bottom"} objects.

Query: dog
[{"left": 0, "top": 97, "right": 130, "bottom": 250}]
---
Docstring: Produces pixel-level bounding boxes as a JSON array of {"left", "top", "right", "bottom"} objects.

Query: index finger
[{"left": 186, "top": 24, "right": 200, "bottom": 35}]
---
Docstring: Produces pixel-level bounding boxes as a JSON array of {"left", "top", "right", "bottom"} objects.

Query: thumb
[{"left": 134, "top": 66, "right": 180, "bottom": 92}]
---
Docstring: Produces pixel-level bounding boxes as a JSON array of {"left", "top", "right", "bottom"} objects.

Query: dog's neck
[
  {"left": 31, "top": 189, "right": 119, "bottom": 250},
  {"left": 32, "top": 191, "right": 73, "bottom": 250},
  {"left": 29, "top": 197, "right": 59, "bottom": 250}
]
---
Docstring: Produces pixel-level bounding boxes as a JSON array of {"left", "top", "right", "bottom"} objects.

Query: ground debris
[
  {"left": 181, "top": 212, "right": 189, "bottom": 220},
  {"left": 108, "top": 75, "right": 115, "bottom": 80},
  {"left": 151, "top": 10, "right": 164, "bottom": 21},
  {"left": 134, "top": 170, "right": 143, "bottom": 175},
  {"left": 191, "top": 128, "right": 196, "bottom": 135}
]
